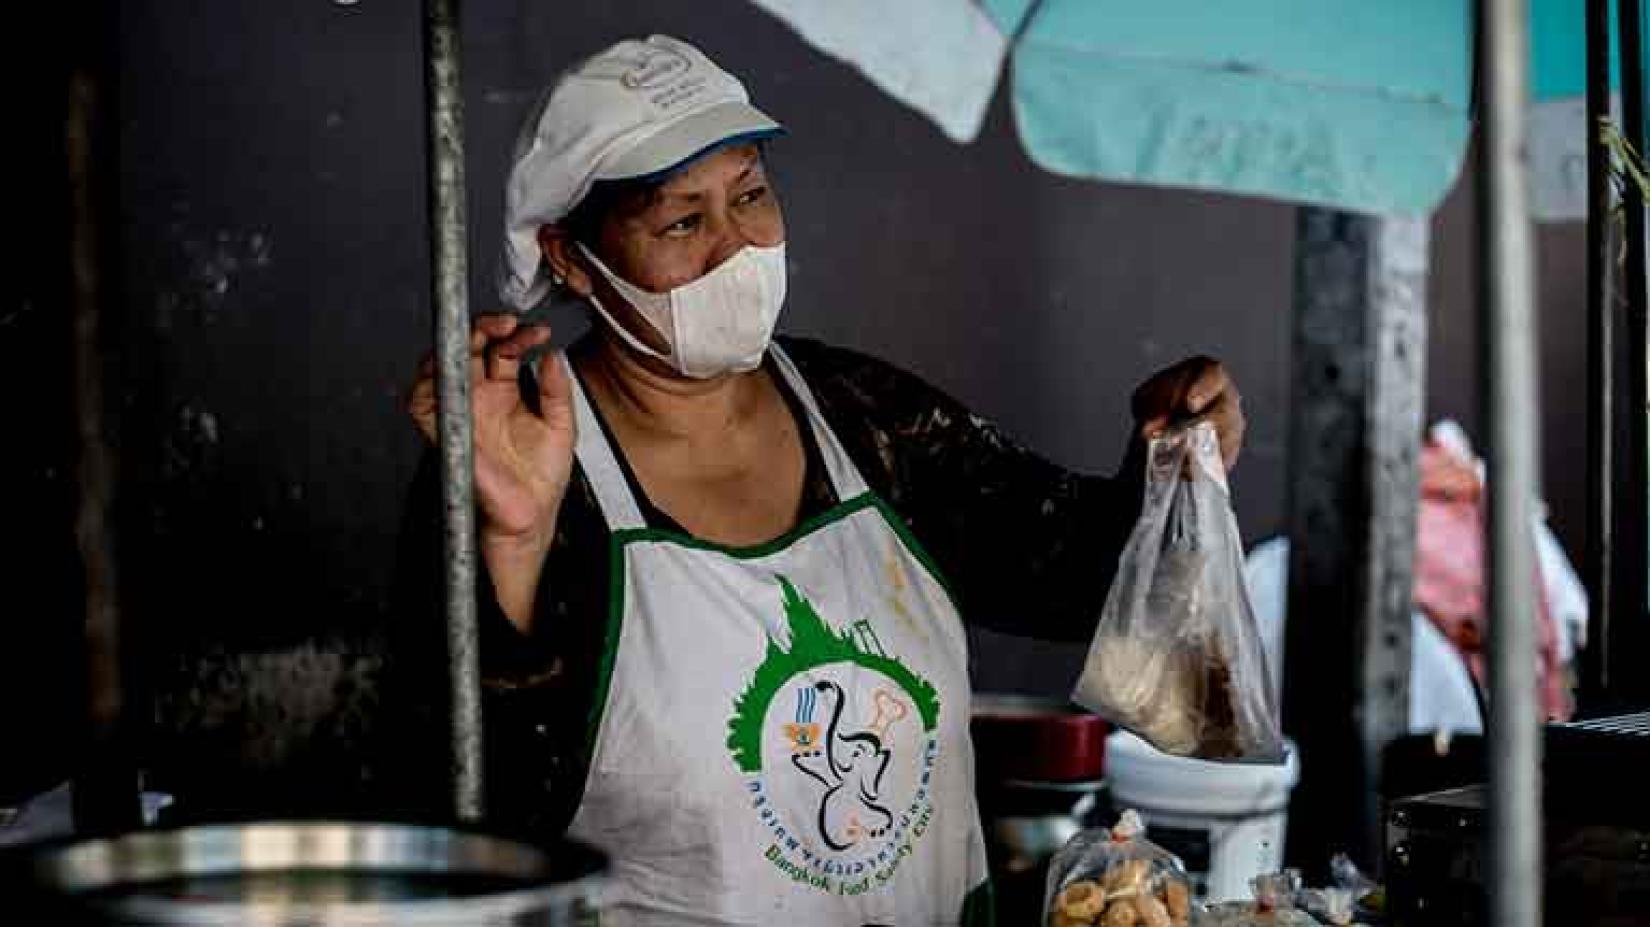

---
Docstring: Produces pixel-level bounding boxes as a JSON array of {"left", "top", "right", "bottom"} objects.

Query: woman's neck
[{"left": 573, "top": 330, "right": 764, "bottom": 443}]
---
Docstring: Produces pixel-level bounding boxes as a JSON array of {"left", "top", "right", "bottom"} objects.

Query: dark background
[{"left": 4, "top": 1, "right": 1585, "bottom": 809}]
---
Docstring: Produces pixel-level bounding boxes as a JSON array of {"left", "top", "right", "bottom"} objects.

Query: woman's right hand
[{"left": 406, "top": 314, "right": 575, "bottom": 551}]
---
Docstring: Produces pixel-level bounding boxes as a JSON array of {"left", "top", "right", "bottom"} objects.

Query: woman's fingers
[
  {"left": 1130, "top": 356, "right": 1246, "bottom": 469},
  {"left": 1183, "top": 362, "right": 1231, "bottom": 415},
  {"left": 410, "top": 314, "right": 557, "bottom": 444},
  {"left": 469, "top": 313, "right": 519, "bottom": 379},
  {"left": 1133, "top": 356, "right": 1221, "bottom": 436},
  {"left": 1186, "top": 362, "right": 1243, "bottom": 468},
  {"left": 535, "top": 348, "right": 576, "bottom": 432},
  {"left": 475, "top": 313, "right": 519, "bottom": 343},
  {"left": 485, "top": 323, "right": 552, "bottom": 382},
  {"left": 487, "top": 346, "right": 521, "bottom": 383},
  {"left": 405, "top": 372, "right": 438, "bottom": 444},
  {"left": 1205, "top": 388, "right": 1246, "bottom": 469}
]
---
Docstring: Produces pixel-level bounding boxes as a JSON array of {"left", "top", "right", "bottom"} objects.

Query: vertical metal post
[
  {"left": 1479, "top": 0, "right": 1543, "bottom": 923},
  {"left": 1615, "top": 0, "right": 1650, "bottom": 708},
  {"left": 67, "top": 5, "right": 142, "bottom": 835},
  {"left": 1283, "top": 210, "right": 1427, "bottom": 873},
  {"left": 1585, "top": 0, "right": 1618, "bottom": 707},
  {"left": 423, "top": 0, "right": 483, "bottom": 822}
]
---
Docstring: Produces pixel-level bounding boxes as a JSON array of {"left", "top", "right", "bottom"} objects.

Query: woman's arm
[
  {"left": 403, "top": 315, "right": 577, "bottom": 631},
  {"left": 888, "top": 396, "right": 1147, "bottom": 643},
  {"left": 791, "top": 338, "right": 1242, "bottom": 644},
  {"left": 378, "top": 454, "right": 462, "bottom": 817},
  {"left": 385, "top": 451, "right": 601, "bottom": 836},
  {"left": 788, "top": 338, "right": 1139, "bottom": 642}
]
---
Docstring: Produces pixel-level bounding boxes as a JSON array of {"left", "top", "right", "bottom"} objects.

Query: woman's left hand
[{"left": 1131, "top": 356, "right": 1246, "bottom": 470}]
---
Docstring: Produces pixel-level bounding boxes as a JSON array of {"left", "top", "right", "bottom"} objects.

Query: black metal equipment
[{"left": 1385, "top": 713, "right": 1650, "bottom": 926}]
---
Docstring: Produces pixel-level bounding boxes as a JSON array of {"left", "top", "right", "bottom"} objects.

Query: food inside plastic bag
[
  {"left": 1044, "top": 811, "right": 1193, "bottom": 927},
  {"left": 1074, "top": 423, "right": 1284, "bottom": 761},
  {"left": 1197, "top": 871, "right": 1315, "bottom": 926},
  {"left": 1295, "top": 887, "right": 1356, "bottom": 926},
  {"left": 1328, "top": 852, "right": 1382, "bottom": 916},
  {"left": 1196, "top": 902, "right": 1318, "bottom": 926}
]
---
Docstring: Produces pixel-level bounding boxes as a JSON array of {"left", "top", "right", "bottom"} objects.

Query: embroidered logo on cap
[{"left": 622, "top": 46, "right": 691, "bottom": 90}]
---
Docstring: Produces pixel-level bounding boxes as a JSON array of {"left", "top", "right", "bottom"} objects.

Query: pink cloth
[{"left": 1412, "top": 442, "right": 1572, "bottom": 721}]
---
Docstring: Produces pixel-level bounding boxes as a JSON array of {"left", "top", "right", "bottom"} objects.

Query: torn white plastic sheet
[
  {"left": 745, "top": 0, "right": 1010, "bottom": 143},
  {"left": 752, "top": 0, "right": 1629, "bottom": 219},
  {"left": 1530, "top": 96, "right": 1599, "bottom": 221},
  {"left": 752, "top": 0, "right": 1470, "bottom": 213}
]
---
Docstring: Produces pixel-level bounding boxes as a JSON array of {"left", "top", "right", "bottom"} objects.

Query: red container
[{"left": 971, "top": 694, "right": 1108, "bottom": 784}]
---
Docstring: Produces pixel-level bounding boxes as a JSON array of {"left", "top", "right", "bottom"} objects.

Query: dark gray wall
[
  {"left": 3, "top": 0, "right": 1587, "bottom": 799},
  {"left": 110, "top": 0, "right": 1297, "bottom": 699}
]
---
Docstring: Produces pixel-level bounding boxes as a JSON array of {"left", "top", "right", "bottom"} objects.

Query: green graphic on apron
[{"left": 727, "top": 578, "right": 943, "bottom": 896}]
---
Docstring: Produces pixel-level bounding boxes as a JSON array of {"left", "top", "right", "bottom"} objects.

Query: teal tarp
[
  {"left": 986, "top": 0, "right": 1472, "bottom": 214},
  {"left": 1530, "top": 0, "right": 1622, "bottom": 99},
  {"left": 753, "top": 0, "right": 1641, "bottom": 215}
]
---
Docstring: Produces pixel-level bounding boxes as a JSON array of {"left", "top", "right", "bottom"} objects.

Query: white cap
[{"left": 498, "top": 35, "right": 783, "bottom": 310}]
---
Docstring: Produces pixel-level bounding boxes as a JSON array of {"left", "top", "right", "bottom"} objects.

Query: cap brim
[{"left": 598, "top": 100, "right": 784, "bottom": 183}]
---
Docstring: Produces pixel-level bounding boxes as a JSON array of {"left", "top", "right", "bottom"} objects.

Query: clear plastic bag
[
  {"left": 1198, "top": 870, "right": 1318, "bottom": 926},
  {"left": 1044, "top": 811, "right": 1193, "bottom": 927},
  {"left": 1074, "top": 422, "right": 1284, "bottom": 761},
  {"left": 1295, "top": 887, "right": 1357, "bottom": 926}
]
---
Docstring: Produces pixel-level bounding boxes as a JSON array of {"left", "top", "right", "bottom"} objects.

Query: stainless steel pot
[{"left": 2, "top": 821, "right": 605, "bottom": 925}]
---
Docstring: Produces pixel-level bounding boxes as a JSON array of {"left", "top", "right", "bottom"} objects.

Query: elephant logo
[
  {"left": 789, "top": 682, "right": 911, "bottom": 851},
  {"left": 726, "top": 578, "right": 943, "bottom": 894}
]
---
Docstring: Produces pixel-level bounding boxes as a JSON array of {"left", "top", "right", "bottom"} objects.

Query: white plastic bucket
[{"left": 1104, "top": 731, "right": 1301, "bottom": 903}]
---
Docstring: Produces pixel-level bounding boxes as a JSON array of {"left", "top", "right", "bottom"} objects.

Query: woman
[{"left": 398, "top": 34, "right": 1245, "bottom": 926}]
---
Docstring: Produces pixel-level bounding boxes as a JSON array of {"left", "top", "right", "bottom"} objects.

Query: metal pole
[
  {"left": 1616, "top": 0, "right": 1650, "bottom": 709},
  {"left": 1479, "top": 0, "right": 1543, "bottom": 924},
  {"left": 67, "top": 9, "right": 143, "bottom": 835},
  {"left": 423, "top": 0, "right": 483, "bottom": 822},
  {"left": 1585, "top": 0, "right": 1618, "bottom": 707}
]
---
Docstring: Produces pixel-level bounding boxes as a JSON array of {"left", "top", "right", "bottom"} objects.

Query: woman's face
[
  {"left": 591, "top": 142, "right": 784, "bottom": 292},
  {"left": 540, "top": 142, "right": 784, "bottom": 363}
]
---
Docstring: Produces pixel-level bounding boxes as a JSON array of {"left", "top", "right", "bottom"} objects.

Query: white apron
[{"left": 562, "top": 346, "right": 993, "bottom": 926}]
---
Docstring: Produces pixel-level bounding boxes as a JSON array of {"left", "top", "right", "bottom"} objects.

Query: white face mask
[{"left": 577, "top": 241, "right": 787, "bottom": 379}]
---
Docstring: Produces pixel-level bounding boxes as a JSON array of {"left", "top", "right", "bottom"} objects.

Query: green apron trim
[
  {"left": 573, "top": 490, "right": 967, "bottom": 849},
  {"left": 607, "top": 492, "right": 880, "bottom": 557},
  {"left": 870, "top": 496, "right": 961, "bottom": 605},
  {"left": 603, "top": 492, "right": 959, "bottom": 604},
  {"left": 582, "top": 531, "right": 631, "bottom": 768},
  {"left": 960, "top": 878, "right": 997, "bottom": 927},
  {"left": 575, "top": 495, "right": 883, "bottom": 806}
]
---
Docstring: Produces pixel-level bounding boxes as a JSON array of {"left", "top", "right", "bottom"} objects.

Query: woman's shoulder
[
  {"left": 774, "top": 335, "right": 946, "bottom": 416},
  {"left": 775, "top": 334, "right": 889, "bottom": 379}
]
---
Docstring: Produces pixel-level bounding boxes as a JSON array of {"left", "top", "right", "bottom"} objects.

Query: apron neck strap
[
  {"left": 563, "top": 346, "right": 873, "bottom": 534},
  {"left": 563, "top": 353, "right": 649, "bottom": 532},
  {"left": 766, "top": 343, "right": 870, "bottom": 501}
]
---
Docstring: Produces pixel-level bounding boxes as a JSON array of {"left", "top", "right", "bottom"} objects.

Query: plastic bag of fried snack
[{"left": 1044, "top": 810, "right": 1193, "bottom": 927}]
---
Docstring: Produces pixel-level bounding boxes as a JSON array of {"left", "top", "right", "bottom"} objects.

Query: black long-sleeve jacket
[{"left": 387, "top": 335, "right": 1142, "bottom": 837}]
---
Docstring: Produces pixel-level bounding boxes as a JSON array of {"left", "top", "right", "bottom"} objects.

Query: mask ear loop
[
  {"left": 575, "top": 242, "right": 678, "bottom": 365},
  {"left": 586, "top": 294, "right": 675, "bottom": 365}
]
